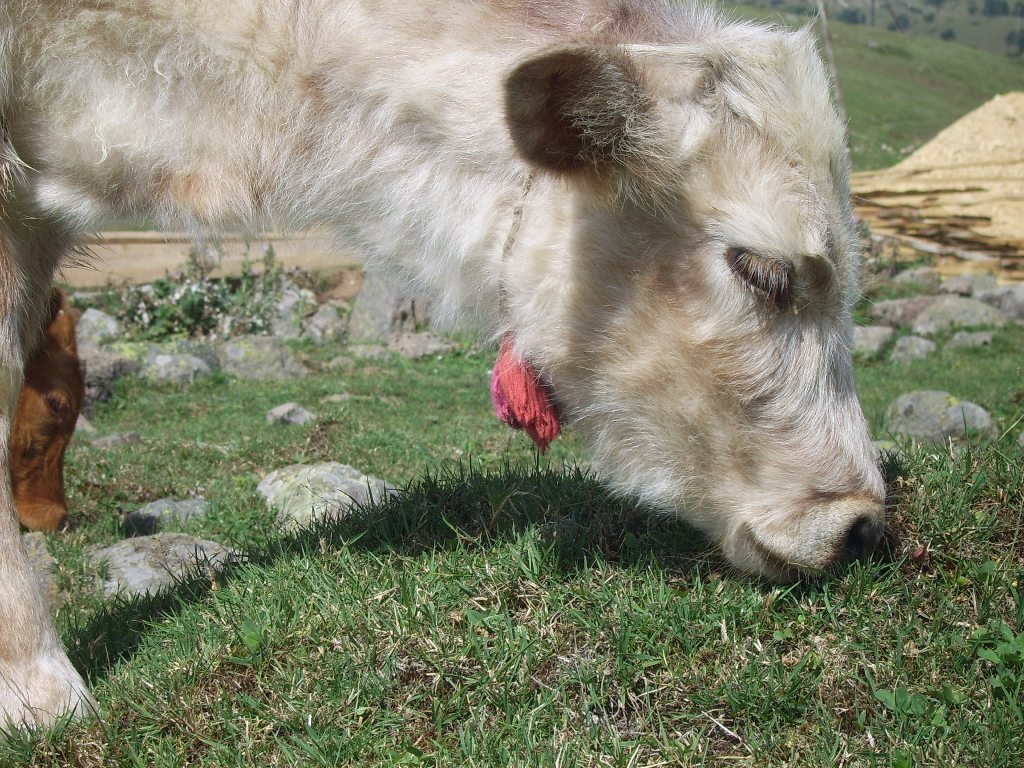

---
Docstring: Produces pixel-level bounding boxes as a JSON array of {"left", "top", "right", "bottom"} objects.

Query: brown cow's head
[{"left": 10, "top": 288, "right": 84, "bottom": 532}]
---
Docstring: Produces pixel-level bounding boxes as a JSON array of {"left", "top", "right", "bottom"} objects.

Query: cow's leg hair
[{"left": 0, "top": 221, "right": 95, "bottom": 728}]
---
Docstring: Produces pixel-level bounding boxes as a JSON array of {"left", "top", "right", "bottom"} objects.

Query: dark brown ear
[
  {"left": 504, "top": 45, "right": 656, "bottom": 178},
  {"left": 44, "top": 287, "right": 79, "bottom": 358}
]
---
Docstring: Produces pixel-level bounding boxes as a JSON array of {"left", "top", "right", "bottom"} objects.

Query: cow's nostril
[{"left": 841, "top": 516, "right": 884, "bottom": 564}]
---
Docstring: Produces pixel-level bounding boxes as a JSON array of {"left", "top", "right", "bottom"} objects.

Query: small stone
[
  {"left": 948, "top": 401, "right": 996, "bottom": 438},
  {"left": 92, "top": 432, "right": 142, "bottom": 449},
  {"left": 218, "top": 336, "right": 308, "bottom": 380},
  {"left": 939, "top": 273, "right": 998, "bottom": 296},
  {"left": 103, "top": 340, "right": 161, "bottom": 365},
  {"left": 76, "top": 308, "right": 122, "bottom": 349},
  {"left": 945, "top": 331, "right": 994, "bottom": 350},
  {"left": 267, "top": 402, "right": 316, "bottom": 425},
  {"left": 75, "top": 414, "right": 98, "bottom": 436},
  {"left": 853, "top": 325, "right": 894, "bottom": 357},
  {"left": 271, "top": 285, "right": 317, "bottom": 340},
  {"left": 124, "top": 497, "right": 209, "bottom": 536},
  {"left": 884, "top": 390, "right": 997, "bottom": 444},
  {"left": 157, "top": 339, "right": 220, "bottom": 370},
  {"left": 88, "top": 533, "right": 236, "bottom": 598},
  {"left": 868, "top": 296, "right": 936, "bottom": 327},
  {"left": 911, "top": 296, "right": 1006, "bottom": 336},
  {"left": 347, "top": 270, "right": 431, "bottom": 343},
  {"left": 303, "top": 303, "right": 347, "bottom": 345},
  {"left": 872, "top": 439, "right": 900, "bottom": 459},
  {"left": 892, "top": 267, "right": 941, "bottom": 293},
  {"left": 386, "top": 331, "right": 457, "bottom": 360},
  {"left": 80, "top": 348, "right": 141, "bottom": 406},
  {"left": 975, "top": 285, "right": 1024, "bottom": 321},
  {"left": 257, "top": 462, "right": 395, "bottom": 533},
  {"left": 890, "top": 335, "right": 935, "bottom": 363},
  {"left": 143, "top": 353, "right": 211, "bottom": 384}
]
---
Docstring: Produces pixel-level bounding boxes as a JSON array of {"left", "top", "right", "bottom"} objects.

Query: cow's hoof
[{"left": 0, "top": 654, "right": 96, "bottom": 730}]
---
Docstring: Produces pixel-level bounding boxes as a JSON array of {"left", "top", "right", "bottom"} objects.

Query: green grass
[
  {"left": 4, "top": 271, "right": 1023, "bottom": 766},
  {"left": 737, "top": 0, "right": 1022, "bottom": 59}
]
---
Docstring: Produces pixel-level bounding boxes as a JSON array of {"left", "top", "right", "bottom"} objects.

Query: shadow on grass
[
  {"left": 67, "top": 450, "right": 921, "bottom": 683},
  {"left": 66, "top": 461, "right": 718, "bottom": 682}
]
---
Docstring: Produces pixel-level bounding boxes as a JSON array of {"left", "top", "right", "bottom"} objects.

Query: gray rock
[
  {"left": 81, "top": 348, "right": 142, "bottom": 406},
  {"left": 75, "top": 414, "right": 97, "bottom": 436},
  {"left": 386, "top": 331, "right": 457, "bottom": 360},
  {"left": 92, "top": 431, "right": 141, "bottom": 449},
  {"left": 853, "top": 325, "right": 894, "bottom": 356},
  {"left": 939, "top": 273, "right": 998, "bottom": 296},
  {"left": 892, "top": 267, "right": 941, "bottom": 293},
  {"left": 218, "top": 336, "right": 308, "bottom": 380},
  {"left": 303, "top": 303, "right": 346, "bottom": 345},
  {"left": 975, "top": 285, "right": 1024, "bottom": 320},
  {"left": 90, "top": 340, "right": 219, "bottom": 387},
  {"left": 143, "top": 353, "right": 211, "bottom": 384},
  {"left": 273, "top": 284, "right": 317, "bottom": 341},
  {"left": 88, "top": 533, "right": 235, "bottom": 598},
  {"left": 1019, "top": 431, "right": 1024, "bottom": 449},
  {"left": 949, "top": 401, "right": 997, "bottom": 438},
  {"left": 945, "top": 331, "right": 994, "bottom": 350},
  {"left": 884, "top": 390, "right": 998, "bottom": 444},
  {"left": 868, "top": 296, "right": 937, "bottom": 327},
  {"left": 156, "top": 339, "right": 220, "bottom": 370},
  {"left": 871, "top": 439, "right": 900, "bottom": 460},
  {"left": 889, "top": 335, "right": 936, "bottom": 363},
  {"left": 348, "top": 270, "right": 431, "bottom": 343},
  {"left": 124, "top": 497, "right": 209, "bottom": 536},
  {"left": 267, "top": 402, "right": 317, "bottom": 425},
  {"left": 102, "top": 340, "right": 161, "bottom": 365},
  {"left": 22, "top": 532, "right": 66, "bottom": 610},
  {"left": 77, "top": 308, "right": 122, "bottom": 349},
  {"left": 910, "top": 296, "right": 1007, "bottom": 336},
  {"left": 257, "top": 462, "right": 394, "bottom": 533}
]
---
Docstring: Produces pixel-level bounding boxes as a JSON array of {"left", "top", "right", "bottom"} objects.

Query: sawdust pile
[{"left": 852, "top": 92, "right": 1023, "bottom": 273}]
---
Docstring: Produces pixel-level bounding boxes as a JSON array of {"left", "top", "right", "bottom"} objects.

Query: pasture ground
[{"left": 3, "top": 270, "right": 1022, "bottom": 767}]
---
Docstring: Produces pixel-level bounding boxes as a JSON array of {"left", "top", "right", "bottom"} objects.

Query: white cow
[{"left": 0, "top": 0, "right": 885, "bottom": 727}]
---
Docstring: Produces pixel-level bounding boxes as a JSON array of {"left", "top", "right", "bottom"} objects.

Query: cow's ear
[
  {"left": 504, "top": 45, "right": 659, "bottom": 180},
  {"left": 44, "top": 287, "right": 79, "bottom": 357}
]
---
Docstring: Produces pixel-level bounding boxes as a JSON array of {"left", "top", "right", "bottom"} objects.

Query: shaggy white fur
[{"left": 0, "top": 0, "right": 885, "bottom": 727}]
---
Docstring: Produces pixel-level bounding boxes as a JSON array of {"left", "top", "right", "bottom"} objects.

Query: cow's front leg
[{"left": 0, "top": 232, "right": 95, "bottom": 728}]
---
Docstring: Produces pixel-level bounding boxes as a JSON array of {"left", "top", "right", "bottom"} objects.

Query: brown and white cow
[
  {"left": 0, "top": 0, "right": 885, "bottom": 727},
  {"left": 10, "top": 287, "right": 83, "bottom": 534}
]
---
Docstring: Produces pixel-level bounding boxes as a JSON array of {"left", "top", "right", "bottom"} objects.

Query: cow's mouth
[{"left": 734, "top": 508, "right": 885, "bottom": 583}]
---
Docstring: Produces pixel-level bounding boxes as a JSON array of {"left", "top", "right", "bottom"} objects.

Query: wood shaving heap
[{"left": 852, "top": 92, "right": 1023, "bottom": 280}]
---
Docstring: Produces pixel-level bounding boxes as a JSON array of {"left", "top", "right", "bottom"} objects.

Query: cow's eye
[
  {"left": 726, "top": 248, "right": 792, "bottom": 309},
  {"left": 43, "top": 390, "right": 70, "bottom": 416}
]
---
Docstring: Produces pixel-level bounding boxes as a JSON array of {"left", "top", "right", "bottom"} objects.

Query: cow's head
[
  {"left": 503, "top": 25, "right": 885, "bottom": 580},
  {"left": 11, "top": 288, "right": 84, "bottom": 532}
]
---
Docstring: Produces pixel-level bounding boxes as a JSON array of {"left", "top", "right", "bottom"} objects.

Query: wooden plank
[{"left": 57, "top": 230, "right": 362, "bottom": 288}]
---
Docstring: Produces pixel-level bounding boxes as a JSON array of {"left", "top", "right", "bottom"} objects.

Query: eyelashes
[{"left": 725, "top": 248, "right": 792, "bottom": 310}]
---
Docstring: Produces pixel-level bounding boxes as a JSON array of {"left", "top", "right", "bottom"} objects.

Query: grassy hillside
[
  {"left": 730, "top": 4, "right": 1024, "bottom": 169},
  {"left": 738, "top": 0, "right": 1023, "bottom": 58}
]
